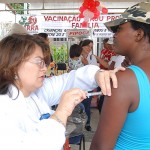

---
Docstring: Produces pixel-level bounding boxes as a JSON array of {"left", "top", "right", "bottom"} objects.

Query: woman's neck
[{"left": 15, "top": 82, "right": 31, "bottom": 97}]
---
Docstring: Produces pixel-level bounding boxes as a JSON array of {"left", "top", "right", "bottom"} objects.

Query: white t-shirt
[
  {"left": 114, "top": 55, "right": 125, "bottom": 68},
  {"left": 0, "top": 65, "right": 99, "bottom": 150},
  {"left": 109, "top": 55, "right": 125, "bottom": 68},
  {"left": 87, "top": 52, "right": 98, "bottom": 66}
]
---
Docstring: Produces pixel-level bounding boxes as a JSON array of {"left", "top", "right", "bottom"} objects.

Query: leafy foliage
[
  {"left": 10, "top": 3, "right": 24, "bottom": 14},
  {"left": 51, "top": 44, "right": 68, "bottom": 63}
]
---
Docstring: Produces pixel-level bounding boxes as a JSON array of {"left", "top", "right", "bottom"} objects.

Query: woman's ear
[{"left": 135, "top": 28, "right": 144, "bottom": 42}]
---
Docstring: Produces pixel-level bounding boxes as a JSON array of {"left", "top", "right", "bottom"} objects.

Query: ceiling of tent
[
  {"left": 0, "top": 0, "right": 149, "bottom": 14},
  {"left": 0, "top": 0, "right": 149, "bottom": 3}
]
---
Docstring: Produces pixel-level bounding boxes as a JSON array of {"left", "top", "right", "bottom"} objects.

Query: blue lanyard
[
  {"left": 39, "top": 113, "right": 50, "bottom": 120},
  {"left": 31, "top": 97, "right": 50, "bottom": 120}
]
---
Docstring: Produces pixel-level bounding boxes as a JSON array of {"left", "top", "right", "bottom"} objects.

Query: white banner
[
  {"left": 16, "top": 14, "right": 121, "bottom": 37},
  {"left": 43, "top": 29, "right": 66, "bottom": 37}
]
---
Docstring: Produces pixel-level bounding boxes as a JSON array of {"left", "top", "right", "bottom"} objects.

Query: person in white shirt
[
  {"left": 87, "top": 51, "right": 98, "bottom": 66},
  {"left": 80, "top": 39, "right": 98, "bottom": 66},
  {"left": 79, "top": 39, "right": 98, "bottom": 131},
  {"left": 0, "top": 34, "right": 124, "bottom": 150},
  {"left": 109, "top": 55, "right": 125, "bottom": 70}
]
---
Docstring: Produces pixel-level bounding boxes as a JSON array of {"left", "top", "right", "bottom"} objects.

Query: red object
[
  {"left": 82, "top": 21, "right": 88, "bottom": 28},
  {"left": 79, "top": 6, "right": 86, "bottom": 12},
  {"left": 100, "top": 49, "right": 116, "bottom": 69},
  {"left": 89, "top": 6, "right": 96, "bottom": 12},
  {"left": 102, "top": 7, "right": 108, "bottom": 14},
  {"left": 79, "top": 13, "right": 84, "bottom": 18},
  {"left": 63, "top": 138, "right": 70, "bottom": 150},
  {"left": 79, "top": 0, "right": 108, "bottom": 22},
  {"left": 89, "top": 1, "right": 95, "bottom": 7},
  {"left": 83, "top": 2, "right": 89, "bottom": 8},
  {"left": 95, "top": 1, "right": 100, "bottom": 7},
  {"left": 92, "top": 10, "right": 100, "bottom": 19},
  {"left": 94, "top": 10, "right": 100, "bottom": 17}
]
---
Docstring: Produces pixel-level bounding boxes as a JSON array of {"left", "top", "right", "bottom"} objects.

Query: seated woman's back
[{"left": 68, "top": 44, "right": 84, "bottom": 70}]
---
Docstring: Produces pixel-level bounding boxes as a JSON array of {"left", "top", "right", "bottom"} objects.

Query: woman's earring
[{"left": 14, "top": 75, "right": 18, "bottom": 80}]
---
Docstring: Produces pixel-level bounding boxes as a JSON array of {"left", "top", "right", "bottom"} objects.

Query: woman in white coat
[{"left": 0, "top": 34, "right": 123, "bottom": 150}]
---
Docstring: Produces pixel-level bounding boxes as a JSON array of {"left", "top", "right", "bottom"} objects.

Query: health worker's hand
[{"left": 95, "top": 67, "right": 125, "bottom": 96}]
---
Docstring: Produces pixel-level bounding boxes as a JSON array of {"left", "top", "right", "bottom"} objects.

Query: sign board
[
  {"left": 16, "top": 14, "right": 121, "bottom": 38},
  {"left": 66, "top": 29, "right": 91, "bottom": 37}
]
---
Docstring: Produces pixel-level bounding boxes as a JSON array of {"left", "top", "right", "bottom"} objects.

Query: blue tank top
[{"left": 115, "top": 65, "right": 150, "bottom": 150}]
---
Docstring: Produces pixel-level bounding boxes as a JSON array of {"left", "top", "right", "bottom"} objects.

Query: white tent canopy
[
  {"left": 0, "top": 0, "right": 149, "bottom": 3},
  {"left": 0, "top": 0, "right": 149, "bottom": 14}
]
